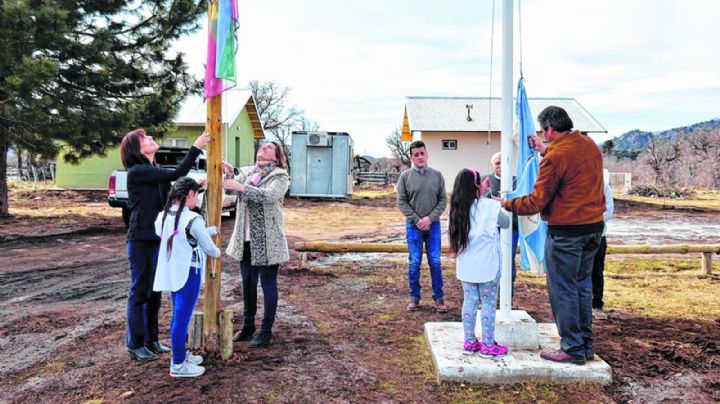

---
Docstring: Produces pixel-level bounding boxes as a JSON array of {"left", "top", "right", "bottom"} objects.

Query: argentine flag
[{"left": 507, "top": 79, "right": 547, "bottom": 273}]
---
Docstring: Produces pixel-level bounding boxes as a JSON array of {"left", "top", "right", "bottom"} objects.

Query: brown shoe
[
  {"left": 540, "top": 350, "right": 586, "bottom": 365},
  {"left": 406, "top": 299, "right": 420, "bottom": 311},
  {"left": 434, "top": 299, "right": 448, "bottom": 313}
]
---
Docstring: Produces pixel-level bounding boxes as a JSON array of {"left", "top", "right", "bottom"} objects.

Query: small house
[{"left": 290, "top": 131, "right": 353, "bottom": 198}]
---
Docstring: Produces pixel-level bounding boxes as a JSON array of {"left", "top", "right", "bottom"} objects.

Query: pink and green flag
[{"left": 204, "top": 0, "right": 239, "bottom": 99}]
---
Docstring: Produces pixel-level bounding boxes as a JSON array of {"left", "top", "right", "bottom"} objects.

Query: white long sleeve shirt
[
  {"left": 153, "top": 207, "right": 221, "bottom": 292},
  {"left": 456, "top": 198, "right": 510, "bottom": 283}
]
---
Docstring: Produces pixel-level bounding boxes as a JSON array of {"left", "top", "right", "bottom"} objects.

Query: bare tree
[
  {"left": 639, "top": 135, "right": 680, "bottom": 188},
  {"left": 249, "top": 80, "right": 319, "bottom": 171},
  {"left": 385, "top": 127, "right": 411, "bottom": 167},
  {"left": 249, "top": 80, "right": 304, "bottom": 132}
]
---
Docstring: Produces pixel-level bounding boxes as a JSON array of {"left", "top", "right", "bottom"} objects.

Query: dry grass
[
  {"left": 351, "top": 188, "right": 397, "bottom": 200},
  {"left": 521, "top": 256, "right": 720, "bottom": 321},
  {"left": 283, "top": 202, "right": 405, "bottom": 241},
  {"left": 603, "top": 256, "right": 720, "bottom": 320},
  {"left": 616, "top": 189, "right": 720, "bottom": 211}
]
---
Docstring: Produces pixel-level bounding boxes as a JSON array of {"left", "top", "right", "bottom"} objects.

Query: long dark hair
[
  {"left": 120, "top": 128, "right": 151, "bottom": 169},
  {"left": 448, "top": 168, "right": 481, "bottom": 255},
  {"left": 160, "top": 177, "right": 201, "bottom": 258}
]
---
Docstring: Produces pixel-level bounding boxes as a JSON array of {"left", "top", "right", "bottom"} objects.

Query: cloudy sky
[{"left": 176, "top": 0, "right": 720, "bottom": 156}]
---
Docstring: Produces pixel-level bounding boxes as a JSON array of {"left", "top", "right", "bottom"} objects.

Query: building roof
[
  {"left": 404, "top": 96, "right": 606, "bottom": 135},
  {"left": 174, "top": 89, "right": 265, "bottom": 139}
]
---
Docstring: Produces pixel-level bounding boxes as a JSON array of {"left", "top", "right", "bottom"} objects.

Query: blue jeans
[
  {"left": 170, "top": 266, "right": 201, "bottom": 364},
  {"left": 544, "top": 232, "right": 601, "bottom": 358},
  {"left": 240, "top": 242, "right": 279, "bottom": 332},
  {"left": 126, "top": 240, "right": 161, "bottom": 349},
  {"left": 406, "top": 220, "right": 444, "bottom": 302}
]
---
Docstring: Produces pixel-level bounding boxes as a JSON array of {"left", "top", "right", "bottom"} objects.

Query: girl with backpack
[
  {"left": 153, "top": 177, "right": 221, "bottom": 377},
  {"left": 448, "top": 168, "right": 510, "bottom": 357}
]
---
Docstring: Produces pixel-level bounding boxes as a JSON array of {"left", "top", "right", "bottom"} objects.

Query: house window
[
  {"left": 162, "top": 137, "right": 188, "bottom": 147},
  {"left": 442, "top": 139, "right": 457, "bottom": 150}
]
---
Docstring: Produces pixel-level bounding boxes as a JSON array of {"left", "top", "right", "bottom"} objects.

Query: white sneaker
[
  {"left": 170, "top": 351, "right": 203, "bottom": 366},
  {"left": 169, "top": 359, "right": 205, "bottom": 378}
]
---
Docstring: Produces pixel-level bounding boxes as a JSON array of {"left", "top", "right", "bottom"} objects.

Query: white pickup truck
[{"left": 108, "top": 147, "right": 237, "bottom": 227}]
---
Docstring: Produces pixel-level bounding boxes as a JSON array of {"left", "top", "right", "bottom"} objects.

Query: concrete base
[
  {"left": 425, "top": 322, "right": 612, "bottom": 385},
  {"left": 485, "top": 310, "right": 538, "bottom": 350}
]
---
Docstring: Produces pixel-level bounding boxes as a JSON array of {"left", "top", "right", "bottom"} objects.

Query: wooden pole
[
  {"left": 702, "top": 252, "right": 713, "bottom": 275},
  {"left": 294, "top": 241, "right": 720, "bottom": 255},
  {"left": 202, "top": 83, "right": 224, "bottom": 353}
]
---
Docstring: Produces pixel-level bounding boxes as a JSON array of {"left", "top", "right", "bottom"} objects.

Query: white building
[{"left": 401, "top": 96, "right": 606, "bottom": 183}]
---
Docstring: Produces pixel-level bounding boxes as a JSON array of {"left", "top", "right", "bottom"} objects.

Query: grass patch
[
  {"left": 351, "top": 188, "right": 396, "bottom": 200},
  {"left": 519, "top": 256, "right": 720, "bottom": 321},
  {"left": 616, "top": 189, "right": 720, "bottom": 211},
  {"left": 7, "top": 180, "right": 56, "bottom": 191},
  {"left": 39, "top": 361, "right": 67, "bottom": 374},
  {"left": 604, "top": 257, "right": 720, "bottom": 320}
]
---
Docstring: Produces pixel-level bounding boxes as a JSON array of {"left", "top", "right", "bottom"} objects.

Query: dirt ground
[{"left": 1, "top": 188, "right": 719, "bottom": 403}]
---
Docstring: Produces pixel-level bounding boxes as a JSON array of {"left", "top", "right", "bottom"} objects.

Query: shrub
[{"left": 628, "top": 183, "right": 694, "bottom": 198}]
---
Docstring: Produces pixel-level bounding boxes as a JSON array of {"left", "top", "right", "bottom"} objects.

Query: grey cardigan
[{"left": 226, "top": 166, "right": 290, "bottom": 266}]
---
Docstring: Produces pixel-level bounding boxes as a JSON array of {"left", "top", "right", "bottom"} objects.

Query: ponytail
[{"left": 162, "top": 177, "right": 201, "bottom": 260}]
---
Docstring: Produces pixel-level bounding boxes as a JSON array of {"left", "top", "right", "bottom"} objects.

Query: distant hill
[{"left": 610, "top": 118, "right": 720, "bottom": 152}]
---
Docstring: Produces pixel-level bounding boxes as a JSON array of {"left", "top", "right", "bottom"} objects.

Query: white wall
[{"left": 422, "top": 131, "right": 504, "bottom": 186}]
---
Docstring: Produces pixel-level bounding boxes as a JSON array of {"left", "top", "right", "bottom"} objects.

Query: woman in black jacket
[{"left": 120, "top": 128, "right": 210, "bottom": 362}]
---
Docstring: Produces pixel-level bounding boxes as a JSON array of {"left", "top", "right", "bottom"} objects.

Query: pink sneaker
[
  {"left": 462, "top": 340, "right": 482, "bottom": 356},
  {"left": 478, "top": 341, "right": 509, "bottom": 358}
]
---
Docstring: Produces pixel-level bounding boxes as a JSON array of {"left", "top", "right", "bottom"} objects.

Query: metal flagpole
[{"left": 499, "top": 0, "right": 514, "bottom": 318}]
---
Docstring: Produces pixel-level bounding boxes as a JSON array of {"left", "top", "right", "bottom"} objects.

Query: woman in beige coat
[{"left": 223, "top": 141, "right": 289, "bottom": 347}]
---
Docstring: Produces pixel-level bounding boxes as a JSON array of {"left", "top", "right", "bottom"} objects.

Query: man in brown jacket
[{"left": 503, "top": 106, "right": 605, "bottom": 365}]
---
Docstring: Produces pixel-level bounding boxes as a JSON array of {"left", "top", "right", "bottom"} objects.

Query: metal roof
[
  {"left": 405, "top": 96, "right": 606, "bottom": 133},
  {"left": 173, "top": 89, "right": 265, "bottom": 139}
]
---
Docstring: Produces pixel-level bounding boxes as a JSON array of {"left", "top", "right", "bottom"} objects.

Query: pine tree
[{"left": 0, "top": 0, "right": 207, "bottom": 216}]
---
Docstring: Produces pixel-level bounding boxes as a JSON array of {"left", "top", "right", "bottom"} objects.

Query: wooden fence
[
  {"left": 294, "top": 241, "right": 718, "bottom": 275},
  {"left": 354, "top": 171, "right": 401, "bottom": 186}
]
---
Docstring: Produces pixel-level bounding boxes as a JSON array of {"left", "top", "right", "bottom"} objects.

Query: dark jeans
[
  {"left": 170, "top": 266, "right": 201, "bottom": 364},
  {"left": 544, "top": 232, "right": 601, "bottom": 358},
  {"left": 591, "top": 236, "right": 607, "bottom": 310},
  {"left": 126, "top": 240, "right": 162, "bottom": 349},
  {"left": 240, "top": 242, "right": 279, "bottom": 332},
  {"left": 406, "top": 220, "right": 444, "bottom": 302}
]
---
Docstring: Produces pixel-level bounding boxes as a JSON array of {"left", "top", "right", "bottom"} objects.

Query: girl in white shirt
[
  {"left": 448, "top": 169, "right": 509, "bottom": 357},
  {"left": 154, "top": 177, "right": 221, "bottom": 377}
]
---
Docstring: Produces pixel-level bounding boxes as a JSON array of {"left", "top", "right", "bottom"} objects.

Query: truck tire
[{"left": 122, "top": 207, "right": 131, "bottom": 229}]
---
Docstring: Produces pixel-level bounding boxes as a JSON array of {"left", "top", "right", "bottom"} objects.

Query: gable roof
[
  {"left": 404, "top": 96, "right": 606, "bottom": 136},
  {"left": 174, "top": 89, "right": 265, "bottom": 139}
]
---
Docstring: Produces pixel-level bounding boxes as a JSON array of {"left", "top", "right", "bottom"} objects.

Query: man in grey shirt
[{"left": 397, "top": 140, "right": 448, "bottom": 312}]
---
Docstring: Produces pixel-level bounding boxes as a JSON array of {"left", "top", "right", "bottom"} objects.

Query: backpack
[{"left": 185, "top": 216, "right": 199, "bottom": 249}]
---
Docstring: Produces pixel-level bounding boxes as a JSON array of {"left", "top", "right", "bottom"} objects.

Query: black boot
[
  {"left": 249, "top": 330, "right": 273, "bottom": 348},
  {"left": 146, "top": 341, "right": 171, "bottom": 354},
  {"left": 233, "top": 324, "right": 256, "bottom": 342},
  {"left": 128, "top": 346, "right": 158, "bottom": 362}
]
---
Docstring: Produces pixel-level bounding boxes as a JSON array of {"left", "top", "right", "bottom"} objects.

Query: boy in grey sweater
[{"left": 397, "top": 140, "right": 448, "bottom": 312}]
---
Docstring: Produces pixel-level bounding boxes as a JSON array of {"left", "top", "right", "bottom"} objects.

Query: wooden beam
[
  {"left": 702, "top": 252, "right": 713, "bottom": 275},
  {"left": 294, "top": 241, "right": 720, "bottom": 255},
  {"left": 218, "top": 309, "right": 234, "bottom": 360},
  {"left": 202, "top": 85, "right": 223, "bottom": 353}
]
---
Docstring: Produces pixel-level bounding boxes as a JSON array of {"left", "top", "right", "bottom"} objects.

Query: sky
[{"left": 175, "top": 0, "right": 720, "bottom": 157}]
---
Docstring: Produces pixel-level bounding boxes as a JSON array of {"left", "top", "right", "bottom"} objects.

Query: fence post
[{"left": 702, "top": 252, "right": 713, "bottom": 275}]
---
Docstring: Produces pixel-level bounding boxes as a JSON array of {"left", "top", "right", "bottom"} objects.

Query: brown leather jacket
[{"left": 504, "top": 130, "right": 605, "bottom": 226}]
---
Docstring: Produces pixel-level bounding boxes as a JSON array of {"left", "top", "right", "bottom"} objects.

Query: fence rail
[
  {"left": 294, "top": 241, "right": 718, "bottom": 274},
  {"left": 8, "top": 164, "right": 56, "bottom": 182},
  {"left": 354, "top": 171, "right": 400, "bottom": 186}
]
